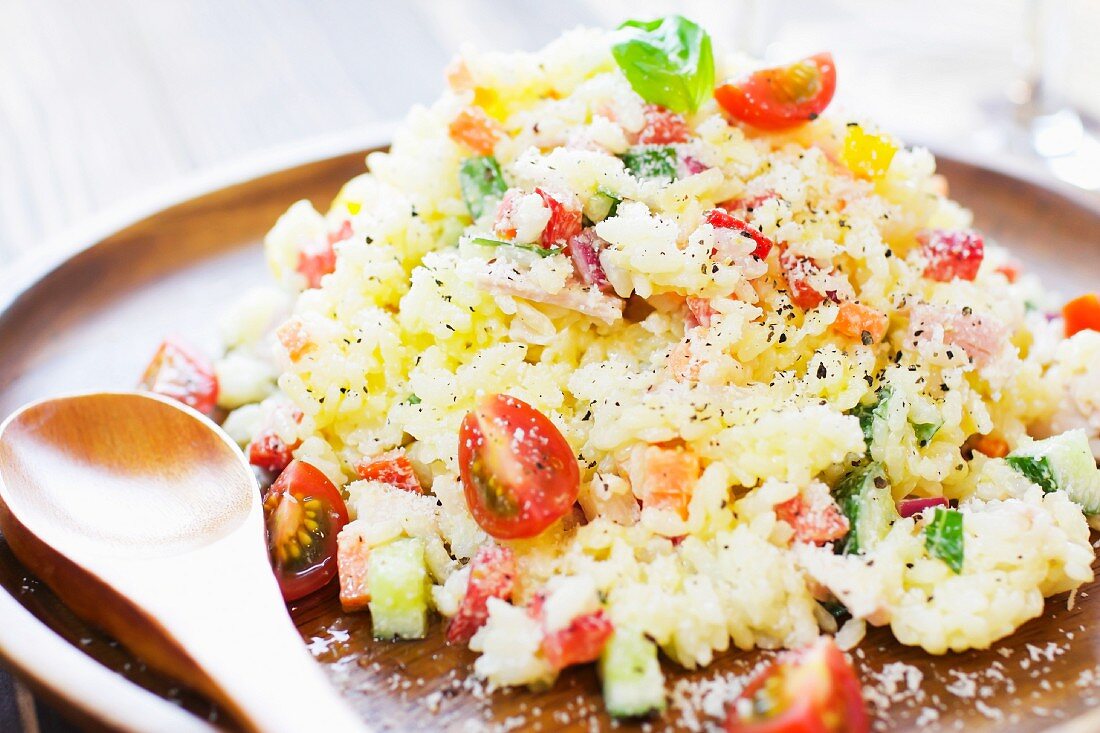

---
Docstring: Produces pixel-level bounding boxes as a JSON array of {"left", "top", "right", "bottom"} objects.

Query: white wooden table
[{"left": 1, "top": 1, "right": 1096, "bottom": 730}]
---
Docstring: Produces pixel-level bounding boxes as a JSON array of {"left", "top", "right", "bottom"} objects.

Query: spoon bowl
[{"left": 0, "top": 392, "right": 366, "bottom": 733}]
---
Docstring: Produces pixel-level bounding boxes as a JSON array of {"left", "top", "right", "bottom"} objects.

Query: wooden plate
[{"left": 2, "top": 134, "right": 1100, "bottom": 733}]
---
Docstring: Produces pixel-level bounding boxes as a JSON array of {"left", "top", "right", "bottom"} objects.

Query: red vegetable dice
[
  {"left": 540, "top": 609, "right": 615, "bottom": 671},
  {"left": 919, "top": 229, "right": 984, "bottom": 282},
  {"left": 704, "top": 209, "right": 774, "bottom": 260},
  {"left": 249, "top": 430, "right": 300, "bottom": 475},
  {"left": 446, "top": 544, "right": 517, "bottom": 644},
  {"left": 139, "top": 338, "right": 218, "bottom": 415},
  {"left": 637, "top": 104, "right": 690, "bottom": 145},
  {"left": 775, "top": 491, "right": 849, "bottom": 545},
  {"left": 536, "top": 188, "right": 583, "bottom": 247},
  {"left": 296, "top": 220, "right": 352, "bottom": 289},
  {"left": 686, "top": 297, "right": 716, "bottom": 329},
  {"left": 780, "top": 251, "right": 828, "bottom": 310},
  {"left": 355, "top": 449, "right": 422, "bottom": 493}
]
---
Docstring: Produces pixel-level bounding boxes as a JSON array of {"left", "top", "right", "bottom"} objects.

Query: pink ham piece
[
  {"left": 897, "top": 496, "right": 949, "bottom": 518},
  {"left": 474, "top": 260, "right": 623, "bottom": 325},
  {"left": 568, "top": 229, "right": 613, "bottom": 293},
  {"left": 907, "top": 303, "right": 1008, "bottom": 367}
]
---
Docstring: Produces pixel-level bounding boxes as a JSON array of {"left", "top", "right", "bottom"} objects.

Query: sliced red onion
[
  {"left": 897, "top": 496, "right": 949, "bottom": 518},
  {"left": 568, "top": 229, "right": 613, "bottom": 293},
  {"left": 680, "top": 155, "right": 710, "bottom": 176}
]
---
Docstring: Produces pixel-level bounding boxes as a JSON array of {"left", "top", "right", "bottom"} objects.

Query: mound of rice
[{"left": 217, "top": 24, "right": 1098, "bottom": 693}]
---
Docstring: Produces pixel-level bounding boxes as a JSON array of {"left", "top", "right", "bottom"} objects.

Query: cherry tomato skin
[
  {"left": 263, "top": 460, "right": 349, "bottom": 601},
  {"left": 458, "top": 394, "right": 580, "bottom": 539},
  {"left": 139, "top": 338, "right": 219, "bottom": 415},
  {"left": 446, "top": 544, "right": 517, "bottom": 644},
  {"left": 715, "top": 53, "right": 837, "bottom": 131},
  {"left": 725, "top": 637, "right": 869, "bottom": 733}
]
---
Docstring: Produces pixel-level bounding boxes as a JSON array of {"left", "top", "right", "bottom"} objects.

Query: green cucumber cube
[
  {"left": 834, "top": 462, "right": 898, "bottom": 554},
  {"left": 598, "top": 629, "right": 666, "bottom": 718},
  {"left": 367, "top": 537, "right": 431, "bottom": 640},
  {"left": 1007, "top": 430, "right": 1100, "bottom": 514}
]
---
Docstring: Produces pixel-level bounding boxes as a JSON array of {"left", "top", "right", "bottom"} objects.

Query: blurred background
[{"left": 0, "top": 0, "right": 1098, "bottom": 730}]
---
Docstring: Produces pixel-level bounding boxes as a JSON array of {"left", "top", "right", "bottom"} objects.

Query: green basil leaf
[
  {"left": 469, "top": 237, "right": 562, "bottom": 258},
  {"left": 612, "top": 15, "right": 715, "bottom": 114},
  {"left": 1006, "top": 454, "right": 1058, "bottom": 493},
  {"left": 850, "top": 385, "right": 892, "bottom": 448},
  {"left": 912, "top": 420, "right": 942, "bottom": 447},
  {"left": 924, "top": 507, "right": 964, "bottom": 574},
  {"left": 620, "top": 146, "right": 677, "bottom": 182},
  {"left": 458, "top": 156, "right": 507, "bottom": 220}
]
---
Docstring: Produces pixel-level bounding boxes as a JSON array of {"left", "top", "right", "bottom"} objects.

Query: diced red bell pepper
[
  {"left": 568, "top": 229, "right": 612, "bottom": 292},
  {"left": 355, "top": 449, "right": 422, "bottom": 493},
  {"left": 536, "top": 188, "right": 583, "bottom": 247},
  {"left": 720, "top": 191, "right": 779, "bottom": 214},
  {"left": 249, "top": 430, "right": 300, "bottom": 475},
  {"left": 774, "top": 492, "right": 849, "bottom": 545},
  {"left": 446, "top": 544, "right": 517, "bottom": 644},
  {"left": 919, "top": 229, "right": 984, "bottom": 282},
  {"left": 832, "top": 302, "right": 889, "bottom": 344},
  {"left": 637, "top": 104, "right": 690, "bottom": 145},
  {"left": 296, "top": 220, "right": 351, "bottom": 289},
  {"left": 540, "top": 609, "right": 615, "bottom": 671},
  {"left": 704, "top": 209, "right": 774, "bottom": 260},
  {"left": 1063, "top": 293, "right": 1100, "bottom": 337},
  {"left": 139, "top": 338, "right": 219, "bottom": 415},
  {"left": 780, "top": 251, "right": 828, "bottom": 310}
]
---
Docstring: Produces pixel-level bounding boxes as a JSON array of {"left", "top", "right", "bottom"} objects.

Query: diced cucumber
[
  {"left": 588, "top": 187, "right": 622, "bottom": 222},
  {"left": 468, "top": 236, "right": 562, "bottom": 258},
  {"left": 1007, "top": 429, "right": 1100, "bottom": 514},
  {"left": 834, "top": 462, "right": 898, "bottom": 555},
  {"left": 458, "top": 156, "right": 507, "bottom": 221},
  {"left": 924, "top": 507, "right": 964, "bottom": 573},
  {"left": 850, "top": 386, "right": 891, "bottom": 449},
  {"left": 598, "top": 629, "right": 666, "bottom": 718},
  {"left": 367, "top": 537, "right": 431, "bottom": 640},
  {"left": 619, "top": 146, "right": 677, "bottom": 183}
]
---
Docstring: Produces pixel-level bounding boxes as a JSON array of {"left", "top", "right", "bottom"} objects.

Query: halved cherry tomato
[
  {"left": 540, "top": 609, "right": 614, "bottom": 671},
  {"left": 638, "top": 104, "right": 690, "bottom": 145},
  {"left": 355, "top": 449, "right": 422, "bottom": 493},
  {"left": 726, "top": 637, "right": 869, "bottom": 733},
  {"left": 458, "top": 394, "right": 580, "bottom": 539},
  {"left": 1063, "top": 293, "right": 1100, "bottom": 337},
  {"left": 918, "top": 229, "right": 984, "bottom": 283},
  {"left": 715, "top": 53, "right": 836, "bottom": 131},
  {"left": 704, "top": 209, "right": 774, "bottom": 260},
  {"left": 449, "top": 107, "right": 503, "bottom": 155},
  {"left": 446, "top": 544, "right": 516, "bottom": 644},
  {"left": 263, "top": 460, "right": 349, "bottom": 601},
  {"left": 832, "top": 302, "right": 889, "bottom": 344},
  {"left": 139, "top": 338, "right": 219, "bottom": 415}
]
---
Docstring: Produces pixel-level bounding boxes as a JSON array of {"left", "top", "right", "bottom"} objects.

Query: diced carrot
[
  {"left": 448, "top": 108, "right": 502, "bottom": 155},
  {"left": 995, "top": 261, "right": 1021, "bottom": 283},
  {"left": 1063, "top": 293, "right": 1100, "bottom": 337},
  {"left": 276, "top": 318, "right": 313, "bottom": 362},
  {"left": 634, "top": 444, "right": 700, "bottom": 520},
  {"left": 355, "top": 449, "right": 422, "bottom": 493},
  {"left": 445, "top": 58, "right": 474, "bottom": 91},
  {"left": 832, "top": 301, "right": 889, "bottom": 344},
  {"left": 971, "top": 434, "right": 1009, "bottom": 458},
  {"left": 337, "top": 528, "right": 371, "bottom": 612}
]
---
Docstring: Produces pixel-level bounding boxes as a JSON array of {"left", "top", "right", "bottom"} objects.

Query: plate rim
[{"left": 1, "top": 131, "right": 1099, "bottom": 733}]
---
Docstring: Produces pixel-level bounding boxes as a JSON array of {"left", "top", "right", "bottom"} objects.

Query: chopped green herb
[
  {"left": 469, "top": 236, "right": 562, "bottom": 258},
  {"left": 924, "top": 508, "right": 964, "bottom": 574},
  {"left": 1005, "top": 454, "right": 1057, "bottom": 492},
  {"left": 407, "top": 394, "right": 422, "bottom": 405},
  {"left": 458, "top": 156, "right": 507, "bottom": 220},
  {"left": 912, "top": 420, "right": 942, "bottom": 446},
  {"left": 611, "top": 15, "right": 714, "bottom": 114},
  {"left": 620, "top": 146, "right": 677, "bottom": 182},
  {"left": 850, "top": 386, "right": 892, "bottom": 447}
]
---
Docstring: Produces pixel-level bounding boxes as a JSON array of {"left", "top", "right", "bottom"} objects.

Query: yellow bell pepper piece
[{"left": 841, "top": 124, "right": 898, "bottom": 180}]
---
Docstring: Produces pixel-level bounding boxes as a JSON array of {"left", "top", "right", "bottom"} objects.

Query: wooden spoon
[{"left": 0, "top": 392, "right": 367, "bottom": 733}]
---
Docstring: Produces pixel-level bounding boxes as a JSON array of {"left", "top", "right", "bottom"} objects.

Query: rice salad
[{"left": 140, "top": 15, "right": 1100, "bottom": 728}]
